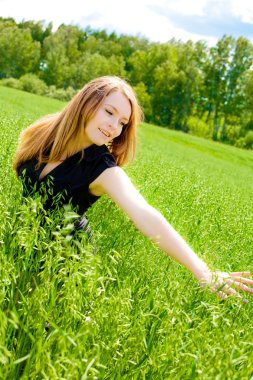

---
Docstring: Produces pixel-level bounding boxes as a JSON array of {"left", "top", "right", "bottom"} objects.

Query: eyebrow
[{"left": 104, "top": 103, "right": 129, "bottom": 123}]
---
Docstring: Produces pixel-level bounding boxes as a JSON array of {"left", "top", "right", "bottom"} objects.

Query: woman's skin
[
  {"left": 42, "top": 90, "right": 253, "bottom": 302},
  {"left": 84, "top": 91, "right": 131, "bottom": 146},
  {"left": 39, "top": 91, "right": 131, "bottom": 181}
]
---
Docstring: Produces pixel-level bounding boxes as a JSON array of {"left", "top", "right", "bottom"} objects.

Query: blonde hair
[{"left": 13, "top": 76, "right": 143, "bottom": 174}]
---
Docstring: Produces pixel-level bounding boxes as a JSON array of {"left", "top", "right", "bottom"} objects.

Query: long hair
[{"left": 13, "top": 76, "right": 143, "bottom": 174}]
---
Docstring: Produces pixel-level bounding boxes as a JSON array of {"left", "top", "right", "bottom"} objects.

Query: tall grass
[{"left": 0, "top": 87, "right": 253, "bottom": 379}]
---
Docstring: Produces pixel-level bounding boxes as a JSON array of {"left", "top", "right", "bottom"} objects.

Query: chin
[{"left": 95, "top": 140, "right": 105, "bottom": 146}]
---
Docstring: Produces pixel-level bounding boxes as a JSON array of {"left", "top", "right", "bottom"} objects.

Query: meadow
[{"left": 0, "top": 86, "right": 253, "bottom": 379}]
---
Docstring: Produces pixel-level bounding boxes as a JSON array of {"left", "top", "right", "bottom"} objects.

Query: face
[{"left": 83, "top": 90, "right": 132, "bottom": 148}]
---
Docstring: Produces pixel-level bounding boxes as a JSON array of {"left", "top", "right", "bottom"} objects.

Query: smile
[{"left": 99, "top": 128, "right": 111, "bottom": 137}]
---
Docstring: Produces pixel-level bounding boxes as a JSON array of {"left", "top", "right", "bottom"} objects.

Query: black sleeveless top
[{"left": 18, "top": 144, "right": 116, "bottom": 215}]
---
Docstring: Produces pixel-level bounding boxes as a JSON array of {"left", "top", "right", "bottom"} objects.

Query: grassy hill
[{"left": 1, "top": 86, "right": 253, "bottom": 379}]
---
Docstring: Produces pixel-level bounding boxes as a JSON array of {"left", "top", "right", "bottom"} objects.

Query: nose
[{"left": 109, "top": 118, "right": 118, "bottom": 132}]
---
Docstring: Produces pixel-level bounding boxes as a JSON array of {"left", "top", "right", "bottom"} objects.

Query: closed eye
[{"left": 105, "top": 108, "right": 127, "bottom": 127}]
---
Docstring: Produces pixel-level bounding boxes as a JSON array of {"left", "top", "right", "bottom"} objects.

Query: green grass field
[{"left": 1, "top": 86, "right": 253, "bottom": 379}]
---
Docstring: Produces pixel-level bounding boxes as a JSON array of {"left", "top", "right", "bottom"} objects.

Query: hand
[{"left": 200, "top": 271, "right": 253, "bottom": 303}]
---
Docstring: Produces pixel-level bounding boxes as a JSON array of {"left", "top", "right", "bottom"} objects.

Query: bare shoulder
[
  {"left": 89, "top": 166, "right": 148, "bottom": 212},
  {"left": 89, "top": 166, "right": 133, "bottom": 197}
]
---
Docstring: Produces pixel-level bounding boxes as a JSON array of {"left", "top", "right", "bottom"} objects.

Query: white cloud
[
  {"left": 153, "top": 0, "right": 209, "bottom": 16},
  {"left": 76, "top": 0, "right": 217, "bottom": 45},
  {"left": 0, "top": 0, "right": 252, "bottom": 46},
  {"left": 231, "top": 0, "right": 253, "bottom": 23}
]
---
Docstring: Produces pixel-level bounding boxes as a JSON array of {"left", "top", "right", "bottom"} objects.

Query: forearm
[
  {"left": 96, "top": 167, "right": 211, "bottom": 281},
  {"left": 96, "top": 168, "right": 253, "bottom": 300},
  {"left": 134, "top": 205, "right": 211, "bottom": 282}
]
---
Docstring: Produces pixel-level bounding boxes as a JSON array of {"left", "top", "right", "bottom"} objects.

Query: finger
[
  {"left": 222, "top": 284, "right": 241, "bottom": 297},
  {"left": 230, "top": 271, "right": 251, "bottom": 277},
  {"left": 211, "top": 281, "right": 226, "bottom": 293},
  {"left": 212, "top": 282, "right": 249, "bottom": 303},
  {"left": 217, "top": 291, "right": 228, "bottom": 300},
  {"left": 230, "top": 276, "right": 253, "bottom": 286},
  {"left": 222, "top": 284, "right": 249, "bottom": 303},
  {"left": 217, "top": 290, "right": 249, "bottom": 303},
  {"left": 226, "top": 280, "right": 253, "bottom": 294}
]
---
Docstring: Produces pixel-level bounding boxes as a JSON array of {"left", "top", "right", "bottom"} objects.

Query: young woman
[{"left": 13, "top": 76, "right": 253, "bottom": 302}]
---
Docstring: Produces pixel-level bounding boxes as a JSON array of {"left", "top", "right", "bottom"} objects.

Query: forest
[{"left": 1, "top": 17, "right": 253, "bottom": 149}]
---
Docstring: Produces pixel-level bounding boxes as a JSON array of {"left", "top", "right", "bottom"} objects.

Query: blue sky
[{"left": 1, "top": 0, "right": 253, "bottom": 46}]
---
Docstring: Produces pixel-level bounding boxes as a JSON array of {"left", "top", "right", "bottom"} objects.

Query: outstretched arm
[{"left": 90, "top": 167, "right": 253, "bottom": 301}]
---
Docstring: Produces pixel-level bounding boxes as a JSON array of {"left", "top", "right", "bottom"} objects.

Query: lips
[{"left": 99, "top": 128, "right": 111, "bottom": 138}]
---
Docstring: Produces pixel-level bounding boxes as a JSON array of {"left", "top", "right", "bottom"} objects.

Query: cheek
[
  {"left": 116, "top": 127, "right": 124, "bottom": 137},
  {"left": 86, "top": 123, "right": 96, "bottom": 135},
  {"left": 113, "top": 128, "right": 124, "bottom": 141}
]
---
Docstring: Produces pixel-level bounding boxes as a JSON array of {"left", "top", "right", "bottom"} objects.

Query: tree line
[{"left": 1, "top": 17, "right": 253, "bottom": 149}]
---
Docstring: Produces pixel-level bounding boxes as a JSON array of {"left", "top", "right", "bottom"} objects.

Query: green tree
[
  {"left": 148, "top": 41, "right": 203, "bottom": 129},
  {"left": 151, "top": 56, "right": 178, "bottom": 126},
  {"left": 192, "top": 41, "right": 209, "bottom": 117},
  {"left": 172, "top": 41, "right": 204, "bottom": 131},
  {"left": 0, "top": 25, "right": 40, "bottom": 78},
  {"left": 117, "top": 34, "right": 150, "bottom": 61},
  {"left": 127, "top": 43, "right": 173, "bottom": 89},
  {"left": 75, "top": 52, "right": 126, "bottom": 86},
  {"left": 133, "top": 82, "right": 152, "bottom": 120},
  {"left": 18, "top": 20, "right": 52, "bottom": 44},
  {"left": 203, "top": 35, "right": 235, "bottom": 140},
  {"left": 42, "top": 25, "right": 84, "bottom": 87},
  {"left": 221, "top": 37, "right": 253, "bottom": 140},
  {"left": 0, "top": 17, "right": 16, "bottom": 27},
  {"left": 244, "top": 70, "right": 253, "bottom": 130},
  {"left": 81, "top": 35, "right": 123, "bottom": 58}
]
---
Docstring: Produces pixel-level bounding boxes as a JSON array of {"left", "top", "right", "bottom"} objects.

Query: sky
[{"left": 1, "top": 0, "right": 253, "bottom": 46}]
